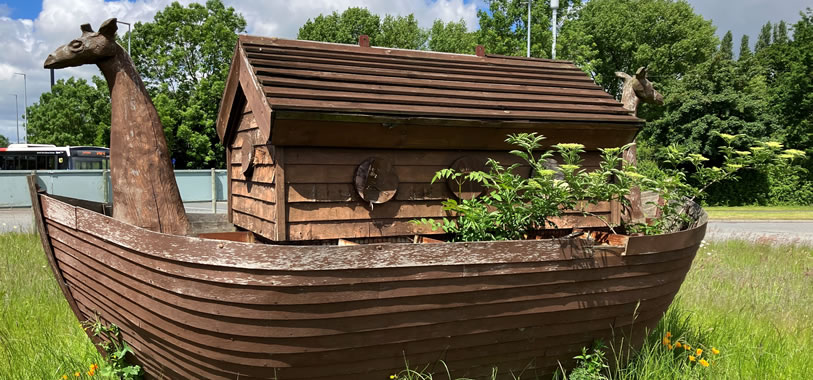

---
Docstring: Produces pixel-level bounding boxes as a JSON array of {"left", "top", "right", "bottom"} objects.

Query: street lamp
[
  {"left": 9, "top": 94, "right": 19, "bottom": 143},
  {"left": 116, "top": 20, "right": 131, "bottom": 55},
  {"left": 14, "top": 72, "right": 27, "bottom": 143},
  {"left": 551, "top": 0, "right": 559, "bottom": 60},
  {"left": 526, "top": 0, "right": 532, "bottom": 57}
]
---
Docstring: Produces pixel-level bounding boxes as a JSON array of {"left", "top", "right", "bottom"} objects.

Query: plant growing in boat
[
  {"left": 415, "top": 132, "right": 804, "bottom": 240},
  {"left": 413, "top": 133, "right": 637, "bottom": 241}
]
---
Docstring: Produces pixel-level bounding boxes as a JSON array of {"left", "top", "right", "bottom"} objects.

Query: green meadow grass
[
  {"left": 0, "top": 233, "right": 103, "bottom": 380},
  {"left": 1, "top": 232, "right": 810, "bottom": 379},
  {"left": 704, "top": 205, "right": 813, "bottom": 220}
]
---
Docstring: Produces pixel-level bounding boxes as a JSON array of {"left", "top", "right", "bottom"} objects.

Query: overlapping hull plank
[{"left": 34, "top": 192, "right": 706, "bottom": 379}]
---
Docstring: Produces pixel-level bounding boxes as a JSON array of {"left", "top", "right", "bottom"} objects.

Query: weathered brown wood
[
  {"left": 288, "top": 182, "right": 450, "bottom": 203},
  {"left": 274, "top": 146, "right": 287, "bottom": 241},
  {"left": 243, "top": 45, "right": 587, "bottom": 77},
  {"left": 240, "top": 36, "right": 579, "bottom": 70},
  {"left": 230, "top": 164, "right": 275, "bottom": 183},
  {"left": 216, "top": 43, "right": 242, "bottom": 141},
  {"left": 262, "top": 75, "right": 623, "bottom": 107},
  {"left": 44, "top": 18, "right": 189, "bottom": 235},
  {"left": 288, "top": 201, "right": 447, "bottom": 223},
  {"left": 271, "top": 118, "right": 638, "bottom": 151},
  {"left": 237, "top": 41, "right": 272, "bottom": 144},
  {"left": 198, "top": 231, "right": 255, "bottom": 243},
  {"left": 250, "top": 57, "right": 605, "bottom": 91},
  {"left": 354, "top": 157, "right": 399, "bottom": 204},
  {"left": 231, "top": 194, "right": 276, "bottom": 222},
  {"left": 231, "top": 179, "right": 276, "bottom": 200},
  {"left": 232, "top": 210, "right": 275, "bottom": 239}
]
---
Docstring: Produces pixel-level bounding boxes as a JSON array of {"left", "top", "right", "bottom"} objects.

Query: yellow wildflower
[
  {"left": 667, "top": 344, "right": 673, "bottom": 350},
  {"left": 665, "top": 332, "right": 672, "bottom": 338},
  {"left": 390, "top": 375, "right": 397, "bottom": 379},
  {"left": 711, "top": 347, "right": 720, "bottom": 355},
  {"left": 675, "top": 342, "right": 682, "bottom": 349},
  {"left": 62, "top": 376, "right": 68, "bottom": 380},
  {"left": 696, "top": 348, "right": 703, "bottom": 356},
  {"left": 689, "top": 355, "right": 696, "bottom": 362},
  {"left": 699, "top": 359, "right": 710, "bottom": 367},
  {"left": 684, "top": 344, "right": 692, "bottom": 351},
  {"left": 662, "top": 337, "right": 671, "bottom": 345},
  {"left": 74, "top": 372, "right": 80, "bottom": 377}
]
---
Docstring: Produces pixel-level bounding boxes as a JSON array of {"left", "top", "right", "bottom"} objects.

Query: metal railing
[{"left": 0, "top": 169, "right": 227, "bottom": 211}]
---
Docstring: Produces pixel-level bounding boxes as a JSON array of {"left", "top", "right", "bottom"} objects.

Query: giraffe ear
[
  {"left": 635, "top": 67, "right": 648, "bottom": 80},
  {"left": 80, "top": 23, "right": 94, "bottom": 34},
  {"left": 98, "top": 18, "right": 118, "bottom": 38}
]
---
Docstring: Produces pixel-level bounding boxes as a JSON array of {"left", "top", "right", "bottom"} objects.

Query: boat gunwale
[{"left": 37, "top": 191, "right": 708, "bottom": 272}]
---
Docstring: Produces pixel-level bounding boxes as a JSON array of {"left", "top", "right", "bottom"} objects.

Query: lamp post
[
  {"left": 14, "top": 72, "right": 27, "bottom": 143},
  {"left": 551, "top": 0, "right": 559, "bottom": 59},
  {"left": 527, "top": 0, "right": 532, "bottom": 57},
  {"left": 10, "top": 94, "right": 19, "bottom": 143},
  {"left": 116, "top": 20, "right": 131, "bottom": 55}
]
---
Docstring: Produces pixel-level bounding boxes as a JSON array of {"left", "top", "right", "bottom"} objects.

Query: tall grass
[
  {"left": 0, "top": 233, "right": 103, "bottom": 380},
  {"left": 1, "top": 233, "right": 810, "bottom": 379}
]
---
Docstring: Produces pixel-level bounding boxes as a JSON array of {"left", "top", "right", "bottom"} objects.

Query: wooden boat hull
[{"left": 31, "top": 185, "right": 706, "bottom": 379}]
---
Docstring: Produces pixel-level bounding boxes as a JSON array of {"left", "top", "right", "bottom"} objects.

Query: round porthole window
[
  {"left": 447, "top": 156, "right": 486, "bottom": 200},
  {"left": 355, "top": 157, "right": 399, "bottom": 204}
]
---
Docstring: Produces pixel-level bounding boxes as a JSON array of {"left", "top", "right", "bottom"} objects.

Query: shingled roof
[{"left": 217, "top": 36, "right": 642, "bottom": 147}]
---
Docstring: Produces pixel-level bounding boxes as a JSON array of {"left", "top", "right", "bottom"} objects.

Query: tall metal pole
[
  {"left": 14, "top": 73, "right": 27, "bottom": 143},
  {"left": 551, "top": 0, "right": 559, "bottom": 60},
  {"left": 10, "top": 94, "right": 19, "bottom": 143},
  {"left": 526, "top": 1, "right": 532, "bottom": 57},
  {"left": 117, "top": 20, "right": 131, "bottom": 55}
]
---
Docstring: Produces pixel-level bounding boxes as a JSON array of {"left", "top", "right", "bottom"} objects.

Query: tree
[
  {"left": 773, "top": 20, "right": 789, "bottom": 44},
  {"left": 739, "top": 34, "right": 751, "bottom": 60},
  {"left": 755, "top": 22, "right": 772, "bottom": 52},
  {"left": 476, "top": 0, "right": 581, "bottom": 58},
  {"left": 719, "top": 30, "right": 734, "bottom": 60},
  {"left": 378, "top": 14, "right": 428, "bottom": 49},
  {"left": 428, "top": 19, "right": 477, "bottom": 54},
  {"left": 0, "top": 134, "right": 8, "bottom": 148},
  {"left": 643, "top": 54, "right": 777, "bottom": 162},
  {"left": 127, "top": 0, "right": 246, "bottom": 168},
  {"left": 298, "top": 7, "right": 381, "bottom": 45},
  {"left": 559, "top": 0, "right": 718, "bottom": 96},
  {"left": 26, "top": 77, "right": 111, "bottom": 147}
]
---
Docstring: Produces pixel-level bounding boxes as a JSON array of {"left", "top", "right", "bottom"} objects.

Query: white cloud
[{"left": 0, "top": 0, "right": 480, "bottom": 143}]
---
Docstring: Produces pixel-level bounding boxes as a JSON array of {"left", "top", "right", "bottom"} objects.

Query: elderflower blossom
[
  {"left": 560, "top": 164, "right": 580, "bottom": 171},
  {"left": 762, "top": 141, "right": 784, "bottom": 149},
  {"left": 783, "top": 149, "right": 806, "bottom": 157},
  {"left": 735, "top": 150, "right": 752, "bottom": 156},
  {"left": 556, "top": 143, "right": 585, "bottom": 150}
]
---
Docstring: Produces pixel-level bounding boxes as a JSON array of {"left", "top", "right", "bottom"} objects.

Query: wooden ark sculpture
[{"left": 31, "top": 29, "right": 706, "bottom": 380}]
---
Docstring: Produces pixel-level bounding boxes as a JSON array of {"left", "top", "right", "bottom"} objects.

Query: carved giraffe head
[
  {"left": 44, "top": 18, "right": 119, "bottom": 69},
  {"left": 630, "top": 67, "right": 663, "bottom": 106}
]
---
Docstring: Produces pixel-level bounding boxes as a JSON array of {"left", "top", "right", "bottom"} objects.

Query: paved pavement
[
  {"left": 1, "top": 205, "right": 811, "bottom": 245},
  {"left": 0, "top": 201, "right": 227, "bottom": 234}
]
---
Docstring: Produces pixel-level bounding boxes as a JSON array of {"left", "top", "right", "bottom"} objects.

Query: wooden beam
[{"left": 237, "top": 40, "right": 273, "bottom": 144}]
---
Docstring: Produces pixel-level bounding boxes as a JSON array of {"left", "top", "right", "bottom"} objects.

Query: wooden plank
[
  {"left": 288, "top": 218, "right": 441, "bottom": 240},
  {"left": 286, "top": 164, "right": 509, "bottom": 184},
  {"left": 264, "top": 96, "right": 639, "bottom": 123},
  {"left": 230, "top": 144, "right": 274, "bottom": 166},
  {"left": 272, "top": 118, "right": 638, "bottom": 151},
  {"left": 198, "top": 231, "right": 255, "bottom": 243},
  {"left": 215, "top": 43, "right": 241, "bottom": 142},
  {"left": 231, "top": 194, "right": 276, "bottom": 223},
  {"left": 274, "top": 146, "right": 287, "bottom": 241},
  {"left": 248, "top": 56, "right": 603, "bottom": 90},
  {"left": 261, "top": 76, "right": 623, "bottom": 107},
  {"left": 284, "top": 147, "right": 601, "bottom": 167},
  {"left": 236, "top": 106, "right": 258, "bottom": 132},
  {"left": 239, "top": 36, "right": 579, "bottom": 70},
  {"left": 231, "top": 179, "right": 276, "bottom": 200},
  {"left": 232, "top": 210, "right": 275, "bottom": 240},
  {"left": 288, "top": 183, "right": 453, "bottom": 203},
  {"left": 243, "top": 46, "right": 590, "bottom": 79},
  {"left": 237, "top": 41, "right": 272, "bottom": 143},
  {"left": 287, "top": 201, "right": 448, "bottom": 223},
  {"left": 261, "top": 85, "right": 631, "bottom": 116},
  {"left": 254, "top": 68, "right": 616, "bottom": 100},
  {"left": 230, "top": 164, "right": 275, "bottom": 183}
]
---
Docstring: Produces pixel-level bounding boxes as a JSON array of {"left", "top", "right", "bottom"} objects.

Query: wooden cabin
[{"left": 216, "top": 36, "right": 643, "bottom": 242}]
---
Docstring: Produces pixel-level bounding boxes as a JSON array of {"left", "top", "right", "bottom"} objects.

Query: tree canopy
[
  {"left": 127, "top": 0, "right": 246, "bottom": 168},
  {"left": 0, "top": 134, "right": 8, "bottom": 148},
  {"left": 27, "top": 77, "right": 111, "bottom": 147}
]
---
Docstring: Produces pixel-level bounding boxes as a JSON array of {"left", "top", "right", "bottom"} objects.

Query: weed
[{"left": 84, "top": 318, "right": 142, "bottom": 380}]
